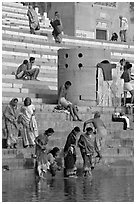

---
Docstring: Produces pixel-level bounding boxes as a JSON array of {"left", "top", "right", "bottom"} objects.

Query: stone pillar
[{"left": 58, "top": 47, "right": 110, "bottom": 106}]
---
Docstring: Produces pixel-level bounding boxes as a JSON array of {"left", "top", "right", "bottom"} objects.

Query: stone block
[
  {"left": 2, "top": 92, "right": 35, "bottom": 99},
  {"left": 2, "top": 87, "right": 20, "bottom": 93},
  {"left": 2, "top": 83, "right": 12, "bottom": 88},
  {"left": 13, "top": 83, "right": 23, "bottom": 88},
  {"left": 21, "top": 88, "right": 29, "bottom": 93}
]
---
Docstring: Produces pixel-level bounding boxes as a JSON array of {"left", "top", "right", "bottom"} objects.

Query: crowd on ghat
[
  {"left": 2, "top": 3, "right": 133, "bottom": 178},
  {"left": 3, "top": 57, "right": 134, "bottom": 178}
]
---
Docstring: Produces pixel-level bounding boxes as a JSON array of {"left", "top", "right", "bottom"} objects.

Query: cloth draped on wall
[{"left": 98, "top": 62, "right": 116, "bottom": 81}]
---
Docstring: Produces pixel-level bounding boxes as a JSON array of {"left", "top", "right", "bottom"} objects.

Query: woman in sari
[
  {"left": 63, "top": 126, "right": 80, "bottom": 177},
  {"left": 3, "top": 98, "right": 19, "bottom": 149},
  {"left": 50, "top": 11, "right": 63, "bottom": 43},
  {"left": 18, "top": 97, "right": 38, "bottom": 148},
  {"left": 83, "top": 111, "right": 107, "bottom": 152},
  {"left": 27, "top": 4, "right": 40, "bottom": 34},
  {"left": 35, "top": 128, "right": 54, "bottom": 177},
  {"left": 47, "top": 147, "right": 61, "bottom": 177},
  {"left": 78, "top": 127, "right": 101, "bottom": 177}
]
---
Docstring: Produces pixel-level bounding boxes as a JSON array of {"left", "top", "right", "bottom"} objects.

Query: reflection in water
[
  {"left": 2, "top": 169, "right": 134, "bottom": 202},
  {"left": 64, "top": 178, "right": 77, "bottom": 201}
]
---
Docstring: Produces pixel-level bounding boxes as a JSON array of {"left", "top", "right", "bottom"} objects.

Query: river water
[{"left": 2, "top": 167, "right": 134, "bottom": 202}]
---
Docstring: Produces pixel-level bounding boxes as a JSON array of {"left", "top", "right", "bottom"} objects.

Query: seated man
[
  {"left": 58, "top": 81, "right": 82, "bottom": 121},
  {"left": 15, "top": 59, "right": 29, "bottom": 79},
  {"left": 16, "top": 57, "right": 40, "bottom": 80},
  {"left": 25, "top": 57, "right": 40, "bottom": 80}
]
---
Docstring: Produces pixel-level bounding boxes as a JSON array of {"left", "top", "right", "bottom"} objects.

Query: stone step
[
  {"left": 2, "top": 35, "right": 134, "bottom": 56},
  {"left": 3, "top": 25, "right": 134, "bottom": 62},
  {"left": 2, "top": 67, "right": 57, "bottom": 79},
  {"left": 2, "top": 65, "right": 57, "bottom": 75},
  {"left": 2, "top": 26, "right": 134, "bottom": 53},
  {"left": 2, "top": 73, "right": 57, "bottom": 83},
  {"left": 2, "top": 50, "right": 57, "bottom": 61},
  {"left": 2, "top": 56, "right": 56, "bottom": 68},
  {"left": 2, "top": 78, "right": 57, "bottom": 89},
  {"left": 2, "top": 40, "right": 57, "bottom": 53},
  {"left": 2, "top": 57, "right": 56, "bottom": 69},
  {"left": 2, "top": 43, "right": 57, "bottom": 57},
  {"left": 2, "top": 10, "right": 50, "bottom": 25},
  {"left": 3, "top": 43, "right": 134, "bottom": 67},
  {"left": 105, "top": 138, "right": 134, "bottom": 148},
  {"left": 2, "top": 61, "right": 57, "bottom": 71},
  {"left": 2, "top": 96, "right": 43, "bottom": 104},
  {"left": 2, "top": 18, "right": 51, "bottom": 34},
  {"left": 2, "top": 2, "right": 27, "bottom": 9},
  {"left": 2, "top": 39, "right": 133, "bottom": 67},
  {"left": 2, "top": 158, "right": 35, "bottom": 169},
  {"left": 2, "top": 24, "right": 53, "bottom": 39},
  {"left": 2, "top": 91, "right": 36, "bottom": 99}
]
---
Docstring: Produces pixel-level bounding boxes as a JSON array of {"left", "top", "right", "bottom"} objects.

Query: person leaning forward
[
  {"left": 15, "top": 60, "right": 29, "bottom": 80},
  {"left": 25, "top": 57, "right": 40, "bottom": 80}
]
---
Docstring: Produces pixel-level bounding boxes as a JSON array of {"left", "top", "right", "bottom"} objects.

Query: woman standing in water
[
  {"left": 83, "top": 111, "right": 107, "bottom": 153},
  {"left": 63, "top": 126, "right": 80, "bottom": 177},
  {"left": 78, "top": 127, "right": 101, "bottom": 177},
  {"left": 35, "top": 128, "right": 54, "bottom": 177},
  {"left": 3, "top": 98, "right": 19, "bottom": 149}
]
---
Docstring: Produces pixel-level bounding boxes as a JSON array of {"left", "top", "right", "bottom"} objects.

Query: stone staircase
[
  {"left": 2, "top": 2, "right": 134, "bottom": 170},
  {"left": 2, "top": 2, "right": 134, "bottom": 104},
  {"left": 2, "top": 104, "right": 134, "bottom": 169}
]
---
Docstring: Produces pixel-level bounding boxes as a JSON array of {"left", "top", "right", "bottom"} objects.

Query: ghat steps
[{"left": 2, "top": 2, "right": 134, "bottom": 104}]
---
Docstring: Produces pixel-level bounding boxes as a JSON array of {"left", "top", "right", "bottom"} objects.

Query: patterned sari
[
  {"left": 18, "top": 105, "right": 36, "bottom": 147},
  {"left": 3, "top": 99, "right": 18, "bottom": 148},
  {"left": 27, "top": 7, "right": 40, "bottom": 31},
  {"left": 78, "top": 133, "right": 100, "bottom": 176}
]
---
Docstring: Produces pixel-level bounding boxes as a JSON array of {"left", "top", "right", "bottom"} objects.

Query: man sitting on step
[
  {"left": 16, "top": 57, "right": 40, "bottom": 80},
  {"left": 58, "top": 81, "right": 82, "bottom": 121}
]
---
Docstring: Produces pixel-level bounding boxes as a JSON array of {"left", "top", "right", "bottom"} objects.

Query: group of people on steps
[{"left": 3, "top": 95, "right": 107, "bottom": 178}]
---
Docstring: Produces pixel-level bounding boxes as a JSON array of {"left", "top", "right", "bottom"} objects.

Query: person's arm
[
  {"left": 83, "top": 119, "right": 93, "bottom": 132},
  {"left": 47, "top": 153, "right": 55, "bottom": 164},
  {"left": 58, "top": 86, "right": 63, "bottom": 105},
  {"left": 35, "top": 136, "right": 46, "bottom": 150},
  {"left": 78, "top": 135, "right": 85, "bottom": 149}
]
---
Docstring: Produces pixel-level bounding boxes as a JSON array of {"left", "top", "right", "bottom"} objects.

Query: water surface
[{"left": 2, "top": 168, "right": 134, "bottom": 202}]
